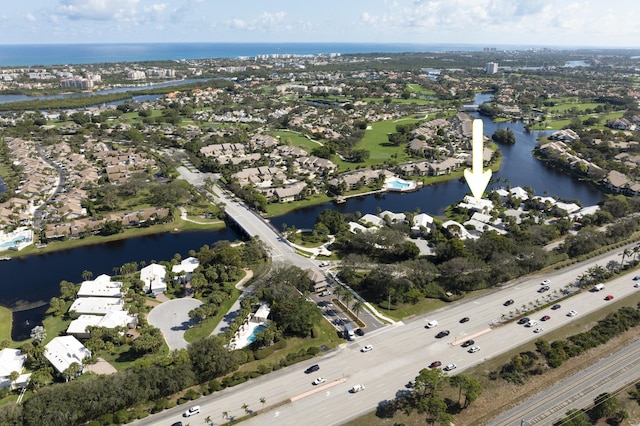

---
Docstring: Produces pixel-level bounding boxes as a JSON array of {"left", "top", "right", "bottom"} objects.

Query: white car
[
  {"left": 525, "top": 320, "right": 538, "bottom": 328},
  {"left": 313, "top": 377, "right": 327, "bottom": 385},
  {"left": 567, "top": 310, "right": 578, "bottom": 317},
  {"left": 541, "top": 279, "right": 551, "bottom": 285},
  {"left": 350, "top": 384, "right": 365, "bottom": 393},
  {"left": 425, "top": 320, "right": 438, "bottom": 328},
  {"left": 184, "top": 406, "right": 201, "bottom": 417},
  {"left": 533, "top": 327, "right": 544, "bottom": 333},
  {"left": 468, "top": 346, "right": 480, "bottom": 353},
  {"left": 444, "top": 363, "right": 457, "bottom": 371},
  {"left": 361, "top": 344, "right": 373, "bottom": 352}
]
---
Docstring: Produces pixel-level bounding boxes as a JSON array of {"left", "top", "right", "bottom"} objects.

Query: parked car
[
  {"left": 567, "top": 310, "right": 578, "bottom": 317},
  {"left": 533, "top": 327, "right": 544, "bottom": 333},
  {"left": 504, "top": 299, "right": 515, "bottom": 306},
  {"left": 604, "top": 295, "right": 614, "bottom": 300},
  {"left": 551, "top": 304, "right": 562, "bottom": 310},
  {"left": 443, "top": 363, "right": 457, "bottom": 371},
  {"left": 361, "top": 344, "right": 373, "bottom": 352},
  {"left": 350, "top": 384, "right": 365, "bottom": 393},
  {"left": 435, "top": 330, "right": 450, "bottom": 338},
  {"left": 517, "top": 317, "right": 530, "bottom": 325},
  {"left": 429, "top": 361, "right": 442, "bottom": 368},
  {"left": 459, "top": 317, "right": 470, "bottom": 323},
  {"left": 313, "top": 377, "right": 326, "bottom": 385},
  {"left": 461, "top": 339, "right": 475, "bottom": 347},
  {"left": 184, "top": 406, "right": 201, "bottom": 417},
  {"left": 305, "top": 364, "right": 320, "bottom": 374},
  {"left": 355, "top": 328, "right": 365, "bottom": 336},
  {"left": 468, "top": 346, "right": 480, "bottom": 353}
]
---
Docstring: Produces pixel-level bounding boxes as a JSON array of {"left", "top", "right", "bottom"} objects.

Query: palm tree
[
  {"left": 352, "top": 300, "right": 363, "bottom": 319},
  {"left": 620, "top": 248, "right": 632, "bottom": 267},
  {"left": 205, "top": 415, "right": 212, "bottom": 425},
  {"left": 222, "top": 411, "right": 229, "bottom": 420},
  {"left": 259, "top": 396, "right": 266, "bottom": 409},
  {"left": 242, "top": 403, "right": 250, "bottom": 413}
]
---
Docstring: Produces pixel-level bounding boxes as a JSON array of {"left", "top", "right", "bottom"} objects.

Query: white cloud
[
  {"left": 57, "top": 0, "right": 140, "bottom": 21},
  {"left": 25, "top": 13, "right": 37, "bottom": 22},
  {"left": 226, "top": 11, "right": 287, "bottom": 32}
]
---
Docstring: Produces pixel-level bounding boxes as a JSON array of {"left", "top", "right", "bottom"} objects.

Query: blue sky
[{"left": 1, "top": 0, "right": 638, "bottom": 47}]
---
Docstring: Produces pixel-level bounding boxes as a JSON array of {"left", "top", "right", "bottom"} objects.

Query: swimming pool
[
  {"left": 388, "top": 180, "right": 411, "bottom": 189},
  {"left": 246, "top": 324, "right": 267, "bottom": 344},
  {"left": 0, "top": 237, "right": 25, "bottom": 249}
]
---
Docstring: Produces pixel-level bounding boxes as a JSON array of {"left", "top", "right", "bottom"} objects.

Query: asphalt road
[
  {"left": 131, "top": 243, "right": 640, "bottom": 426},
  {"left": 147, "top": 298, "right": 204, "bottom": 350}
]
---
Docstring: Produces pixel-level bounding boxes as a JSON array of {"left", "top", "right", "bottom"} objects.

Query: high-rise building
[{"left": 485, "top": 62, "right": 498, "bottom": 74}]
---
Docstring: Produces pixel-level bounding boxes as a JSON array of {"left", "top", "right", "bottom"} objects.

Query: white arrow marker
[{"left": 463, "top": 119, "right": 492, "bottom": 201}]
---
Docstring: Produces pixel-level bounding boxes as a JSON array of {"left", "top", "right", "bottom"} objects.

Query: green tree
[{"left": 589, "top": 392, "right": 619, "bottom": 421}]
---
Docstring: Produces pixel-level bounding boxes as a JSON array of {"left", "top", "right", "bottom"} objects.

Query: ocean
[{"left": 0, "top": 42, "right": 495, "bottom": 67}]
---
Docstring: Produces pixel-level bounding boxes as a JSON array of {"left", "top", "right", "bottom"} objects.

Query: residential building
[
  {"left": 44, "top": 336, "right": 91, "bottom": 376},
  {"left": 140, "top": 263, "right": 167, "bottom": 295}
]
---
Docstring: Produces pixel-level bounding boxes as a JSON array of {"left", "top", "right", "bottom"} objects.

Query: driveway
[{"left": 147, "top": 298, "right": 204, "bottom": 350}]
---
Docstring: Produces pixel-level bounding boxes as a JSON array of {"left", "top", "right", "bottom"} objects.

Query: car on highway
[
  {"left": 459, "top": 317, "right": 470, "bottom": 323},
  {"left": 604, "top": 295, "right": 614, "bottom": 301},
  {"left": 635, "top": 282, "right": 640, "bottom": 288},
  {"left": 541, "top": 315, "right": 551, "bottom": 321},
  {"left": 567, "top": 310, "right": 578, "bottom": 317},
  {"left": 551, "top": 304, "right": 562, "bottom": 310},
  {"left": 350, "top": 384, "right": 365, "bottom": 393},
  {"left": 435, "top": 330, "right": 450, "bottom": 338},
  {"left": 361, "top": 344, "right": 373, "bottom": 352},
  {"left": 461, "top": 339, "right": 475, "bottom": 347},
  {"left": 313, "top": 377, "right": 327, "bottom": 385},
  {"left": 305, "top": 364, "right": 320, "bottom": 374},
  {"left": 533, "top": 327, "right": 544, "bottom": 333},
  {"left": 504, "top": 299, "right": 515, "bottom": 306},
  {"left": 517, "top": 317, "right": 530, "bottom": 325},
  {"left": 429, "top": 361, "right": 442, "bottom": 368},
  {"left": 525, "top": 320, "right": 538, "bottom": 328},
  {"left": 184, "top": 406, "right": 201, "bottom": 417},
  {"left": 541, "top": 279, "right": 551, "bottom": 285},
  {"left": 443, "top": 363, "right": 457, "bottom": 371},
  {"left": 425, "top": 320, "right": 439, "bottom": 328},
  {"left": 468, "top": 346, "right": 480, "bottom": 353},
  {"left": 355, "top": 328, "right": 365, "bottom": 336},
  {"left": 634, "top": 275, "right": 640, "bottom": 281},
  {"left": 538, "top": 285, "right": 550, "bottom": 293},
  {"left": 171, "top": 422, "right": 183, "bottom": 426}
]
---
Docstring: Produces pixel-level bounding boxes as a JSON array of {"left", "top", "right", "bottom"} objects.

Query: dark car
[
  {"left": 171, "top": 423, "right": 183, "bottom": 426},
  {"left": 355, "top": 328, "right": 365, "bottom": 336},
  {"left": 461, "top": 339, "right": 475, "bottom": 347},
  {"left": 435, "top": 330, "right": 450, "bottom": 338},
  {"left": 537, "top": 285, "right": 550, "bottom": 293},
  {"left": 504, "top": 299, "right": 514, "bottom": 306},
  {"left": 541, "top": 315, "right": 551, "bottom": 321},
  {"left": 305, "top": 364, "right": 320, "bottom": 374},
  {"left": 459, "top": 317, "right": 470, "bottom": 323},
  {"left": 551, "top": 304, "right": 561, "bottom": 310},
  {"left": 429, "top": 361, "right": 442, "bottom": 368},
  {"left": 517, "top": 317, "right": 530, "bottom": 325}
]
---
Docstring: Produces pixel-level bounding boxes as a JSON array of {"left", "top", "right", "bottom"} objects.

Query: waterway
[{"left": 1, "top": 95, "right": 604, "bottom": 340}]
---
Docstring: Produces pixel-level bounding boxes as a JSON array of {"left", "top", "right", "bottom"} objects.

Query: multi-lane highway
[{"left": 131, "top": 242, "right": 640, "bottom": 426}]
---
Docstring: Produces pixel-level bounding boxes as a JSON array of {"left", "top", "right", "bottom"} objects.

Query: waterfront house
[
  {"left": 44, "top": 336, "right": 91, "bottom": 377},
  {"left": 140, "top": 263, "right": 167, "bottom": 295},
  {"left": 0, "top": 348, "right": 30, "bottom": 390}
]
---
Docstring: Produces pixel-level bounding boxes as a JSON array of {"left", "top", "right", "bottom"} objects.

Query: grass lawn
[
  {"left": 269, "top": 130, "right": 321, "bottom": 153},
  {"left": 0, "top": 306, "right": 14, "bottom": 344},
  {"left": 42, "top": 313, "right": 71, "bottom": 345},
  {"left": 183, "top": 287, "right": 241, "bottom": 342},
  {"left": 99, "top": 342, "right": 171, "bottom": 372},
  {"left": 405, "top": 84, "right": 436, "bottom": 96},
  {"left": 264, "top": 193, "right": 332, "bottom": 218}
]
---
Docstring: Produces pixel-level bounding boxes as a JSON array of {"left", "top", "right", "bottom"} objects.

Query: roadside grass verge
[{"left": 183, "top": 287, "right": 241, "bottom": 342}]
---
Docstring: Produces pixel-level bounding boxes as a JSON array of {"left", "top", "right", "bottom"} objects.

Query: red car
[
  {"left": 541, "top": 315, "right": 551, "bottom": 321},
  {"left": 429, "top": 361, "right": 442, "bottom": 369},
  {"left": 604, "top": 295, "right": 614, "bottom": 301}
]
